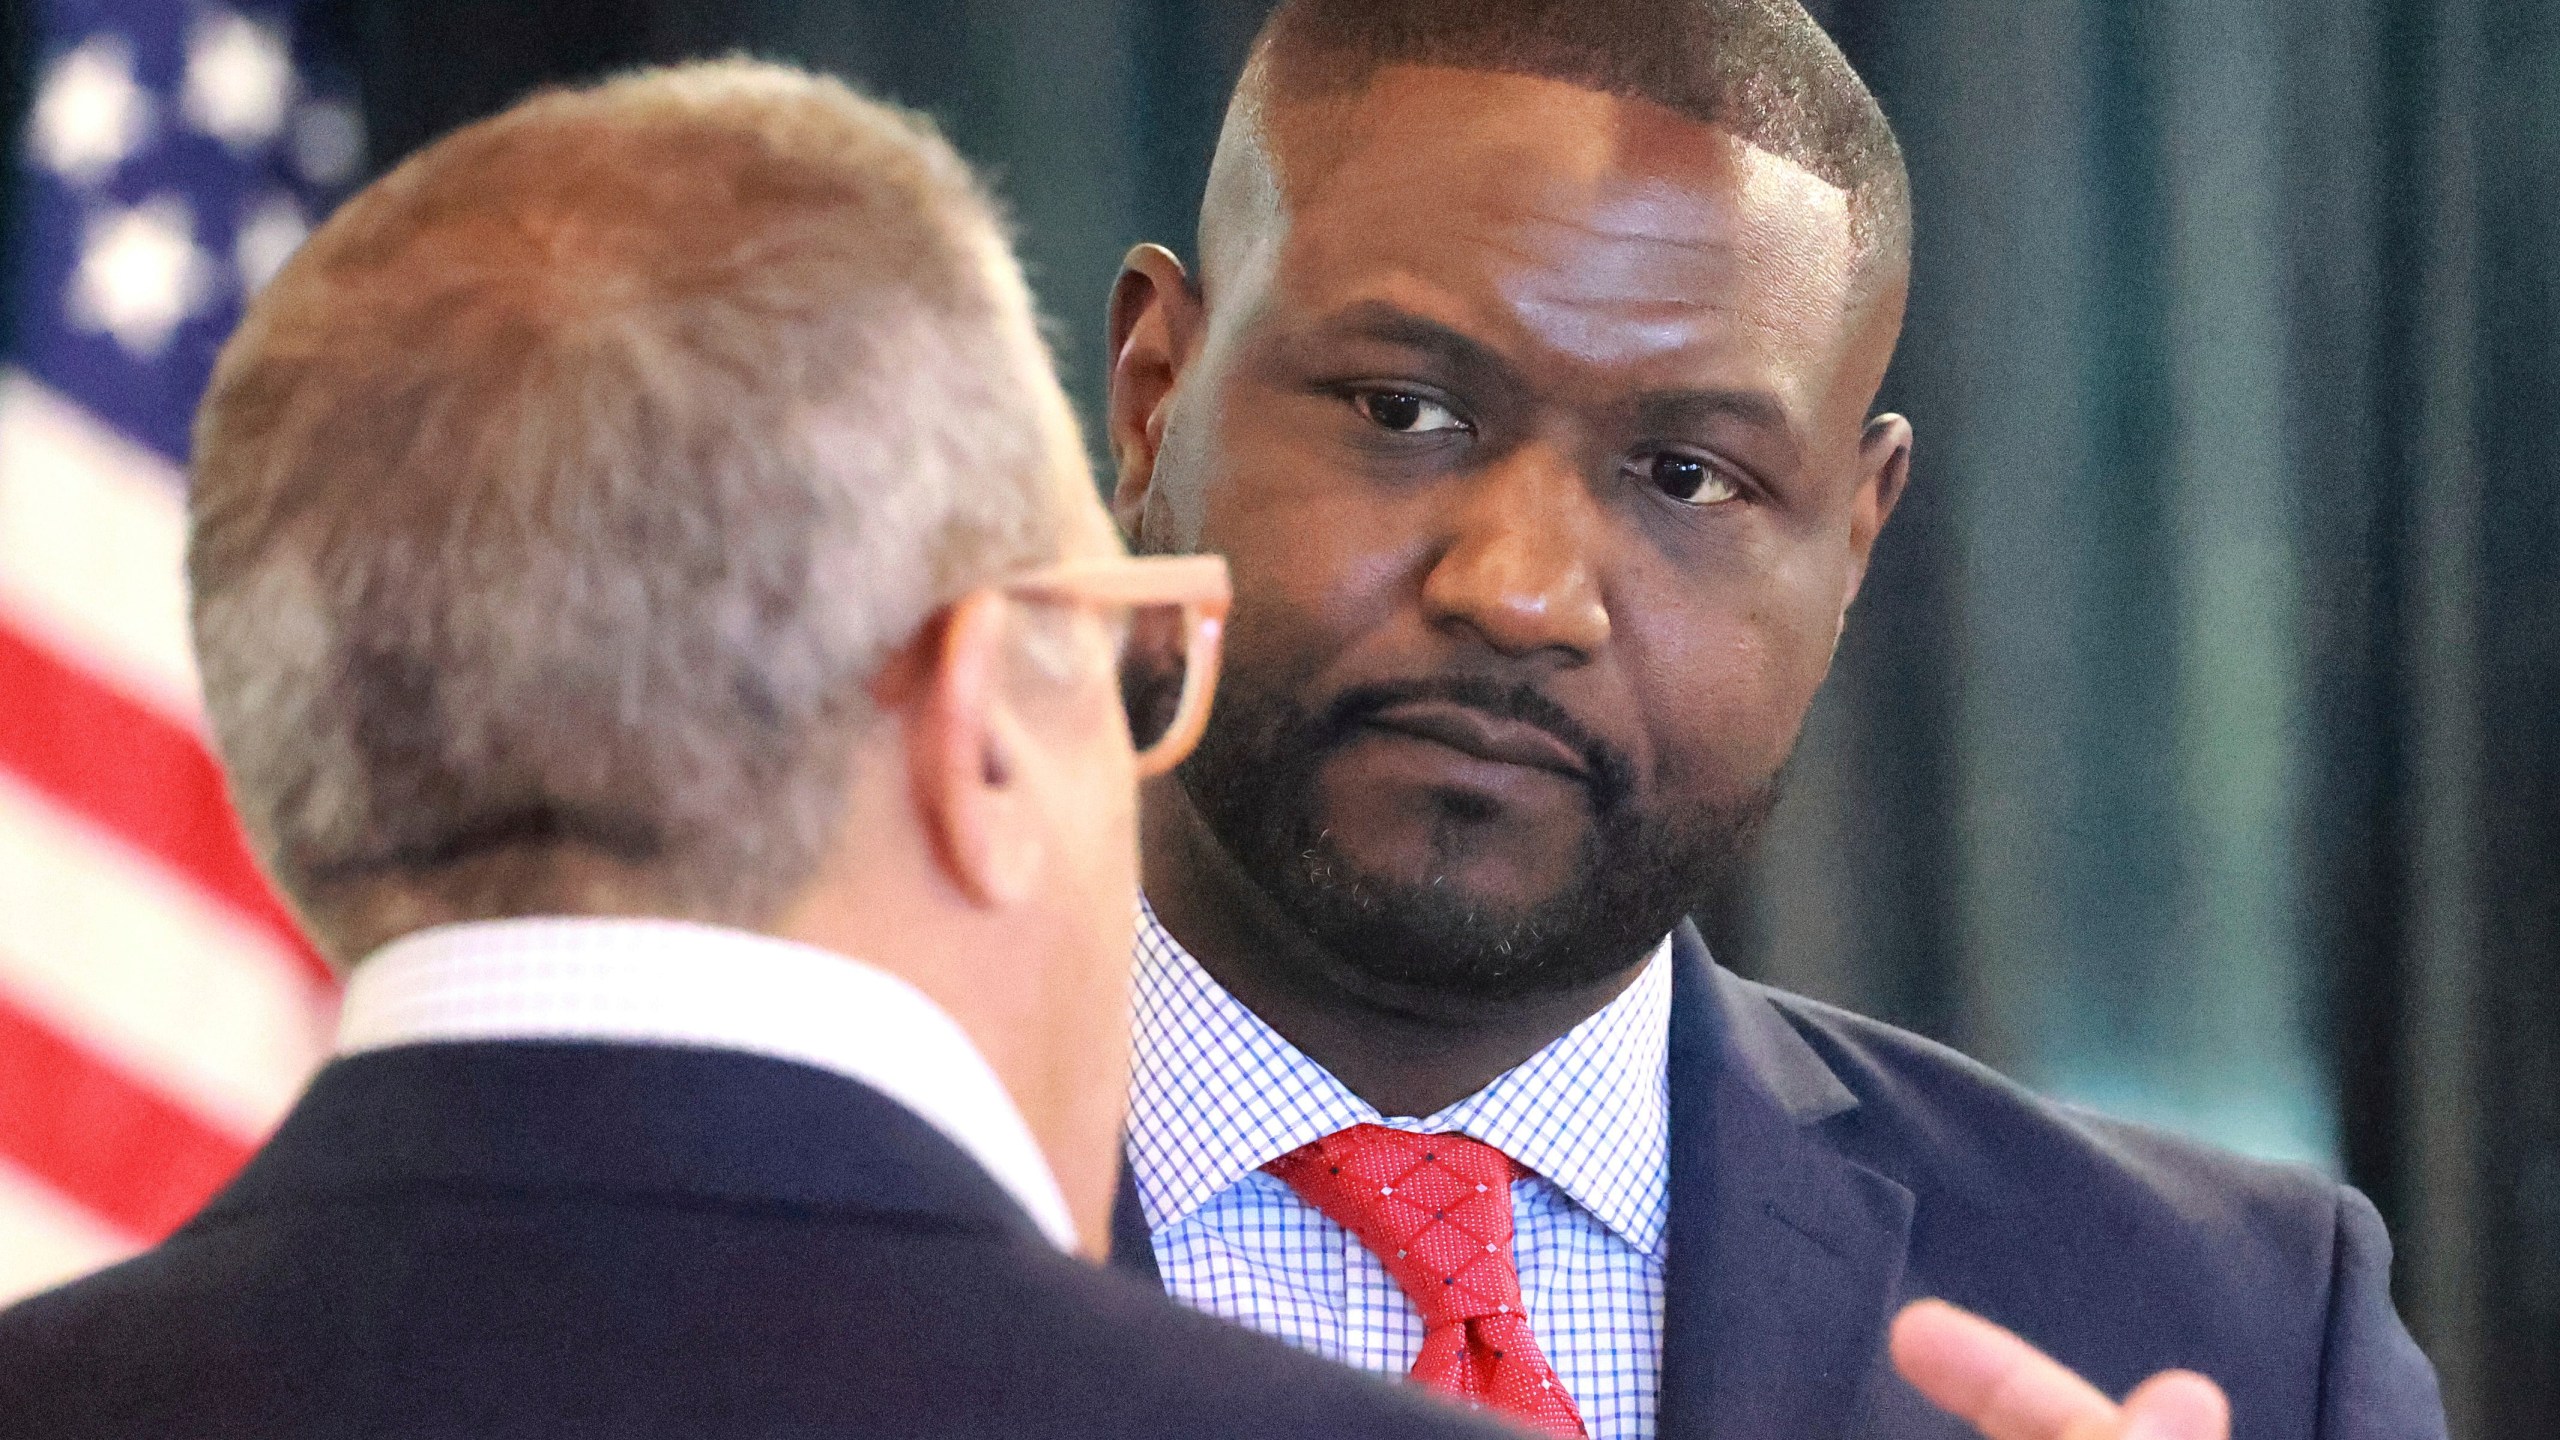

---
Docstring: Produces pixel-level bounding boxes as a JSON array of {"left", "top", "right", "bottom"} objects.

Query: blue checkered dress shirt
[{"left": 1126, "top": 900, "right": 1672, "bottom": 1440}]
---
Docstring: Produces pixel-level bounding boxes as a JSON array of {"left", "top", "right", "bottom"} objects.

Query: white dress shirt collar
[
  {"left": 337, "top": 916, "right": 1078, "bottom": 1252},
  {"left": 1125, "top": 898, "right": 1672, "bottom": 1259}
]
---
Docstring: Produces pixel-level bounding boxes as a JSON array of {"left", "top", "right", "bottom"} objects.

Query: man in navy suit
[
  {"left": 0, "top": 59, "right": 1509, "bottom": 1440},
  {"left": 1099, "top": 2, "right": 2447, "bottom": 1438}
]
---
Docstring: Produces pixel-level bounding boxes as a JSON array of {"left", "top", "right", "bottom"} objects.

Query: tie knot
[{"left": 1264, "top": 1124, "right": 1525, "bottom": 1327}]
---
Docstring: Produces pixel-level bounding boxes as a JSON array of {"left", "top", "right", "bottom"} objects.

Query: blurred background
[{"left": 0, "top": 1, "right": 2550, "bottom": 1435}]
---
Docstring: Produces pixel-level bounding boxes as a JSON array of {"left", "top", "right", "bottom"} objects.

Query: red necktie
[{"left": 1265, "top": 1125, "right": 1589, "bottom": 1438}]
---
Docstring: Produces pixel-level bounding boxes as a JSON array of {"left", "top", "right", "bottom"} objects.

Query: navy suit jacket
[
  {"left": 1111, "top": 925, "right": 2447, "bottom": 1440},
  {"left": 0, "top": 1040, "right": 1512, "bottom": 1440}
]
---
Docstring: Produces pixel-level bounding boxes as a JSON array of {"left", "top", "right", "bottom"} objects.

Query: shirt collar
[
  {"left": 1124, "top": 899, "right": 1671, "bottom": 1259},
  {"left": 338, "top": 916, "right": 1079, "bottom": 1253}
]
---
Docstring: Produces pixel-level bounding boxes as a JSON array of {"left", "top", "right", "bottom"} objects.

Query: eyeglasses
[{"left": 1001, "top": 553, "right": 1231, "bottom": 777}]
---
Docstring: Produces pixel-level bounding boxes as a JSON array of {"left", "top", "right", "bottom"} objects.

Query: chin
[
  {"left": 1176, "top": 682, "right": 1784, "bottom": 1004},
  {"left": 1323, "top": 826, "right": 1591, "bottom": 919},
  {"left": 1274, "top": 837, "right": 1671, "bottom": 1005}
]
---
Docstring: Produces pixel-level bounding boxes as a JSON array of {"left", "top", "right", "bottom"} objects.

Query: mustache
[{"left": 1310, "top": 674, "right": 1637, "bottom": 813}]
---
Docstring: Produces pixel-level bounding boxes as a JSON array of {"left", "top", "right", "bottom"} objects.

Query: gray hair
[{"left": 189, "top": 60, "right": 1080, "bottom": 963}]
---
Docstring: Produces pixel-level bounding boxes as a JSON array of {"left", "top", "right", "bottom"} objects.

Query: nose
[{"left": 1419, "top": 446, "right": 1612, "bottom": 661}]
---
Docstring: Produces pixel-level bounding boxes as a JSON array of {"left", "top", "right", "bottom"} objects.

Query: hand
[{"left": 1889, "top": 1299, "right": 2230, "bottom": 1440}]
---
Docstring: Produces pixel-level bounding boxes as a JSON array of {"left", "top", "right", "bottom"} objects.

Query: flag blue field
[{"left": 0, "top": 0, "right": 355, "bottom": 1304}]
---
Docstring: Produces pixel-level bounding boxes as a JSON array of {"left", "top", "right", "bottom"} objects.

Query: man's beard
[{"left": 1176, "top": 670, "right": 1782, "bottom": 1004}]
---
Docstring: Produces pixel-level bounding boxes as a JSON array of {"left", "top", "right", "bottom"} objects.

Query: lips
[{"left": 1360, "top": 699, "right": 1592, "bottom": 782}]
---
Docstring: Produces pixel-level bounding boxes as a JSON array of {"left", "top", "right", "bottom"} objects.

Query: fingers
[
  {"left": 1890, "top": 1301, "right": 2233, "bottom": 1440},
  {"left": 2119, "top": 1370, "right": 2230, "bottom": 1440},
  {"left": 1888, "top": 1299, "right": 2119, "bottom": 1440}
]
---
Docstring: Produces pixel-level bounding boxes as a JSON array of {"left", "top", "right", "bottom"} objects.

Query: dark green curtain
[
  {"left": 1771, "top": 6, "right": 2557, "bottom": 1435},
  {"left": 11, "top": 0, "right": 2546, "bottom": 1430},
  {"left": 1792, "top": 1, "right": 2553, "bottom": 1431}
]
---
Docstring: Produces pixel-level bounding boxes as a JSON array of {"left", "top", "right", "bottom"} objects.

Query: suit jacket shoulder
[
  {"left": 0, "top": 1042, "right": 1508, "bottom": 1440},
  {"left": 1667, "top": 941, "right": 2444, "bottom": 1440},
  {"left": 1753, "top": 973, "right": 2349, "bottom": 1278}
]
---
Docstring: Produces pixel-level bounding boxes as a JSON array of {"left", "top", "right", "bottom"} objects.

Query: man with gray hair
[{"left": 0, "top": 60, "right": 1507, "bottom": 1440}]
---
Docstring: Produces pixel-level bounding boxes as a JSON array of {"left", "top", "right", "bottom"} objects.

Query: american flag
[{"left": 0, "top": 0, "right": 356, "bottom": 1305}]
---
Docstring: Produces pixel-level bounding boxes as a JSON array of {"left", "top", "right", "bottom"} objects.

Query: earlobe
[
  {"left": 968, "top": 712, "right": 1045, "bottom": 905},
  {"left": 910, "top": 592, "right": 1045, "bottom": 909},
  {"left": 1106, "top": 244, "right": 1200, "bottom": 543}
]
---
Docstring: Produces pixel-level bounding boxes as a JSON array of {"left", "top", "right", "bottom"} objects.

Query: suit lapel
[
  {"left": 1657, "top": 925, "right": 1915, "bottom": 1440},
  {"left": 1108, "top": 1153, "right": 1162, "bottom": 1284}
]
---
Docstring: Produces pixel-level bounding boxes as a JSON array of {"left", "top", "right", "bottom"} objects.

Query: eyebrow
[
  {"left": 1642, "top": 386, "right": 1804, "bottom": 476},
  {"left": 1316, "top": 300, "right": 1523, "bottom": 398},
  {"left": 1634, "top": 387, "right": 1794, "bottom": 440},
  {"left": 1617, "top": 386, "right": 1802, "bottom": 481}
]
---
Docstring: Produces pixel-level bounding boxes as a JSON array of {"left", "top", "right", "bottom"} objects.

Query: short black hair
[{"left": 1250, "top": 0, "right": 1909, "bottom": 276}]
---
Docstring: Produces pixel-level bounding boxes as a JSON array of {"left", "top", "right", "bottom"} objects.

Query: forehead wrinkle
[
  {"left": 1498, "top": 206, "right": 1743, "bottom": 274},
  {"left": 1499, "top": 286, "right": 1747, "bottom": 377},
  {"left": 1297, "top": 187, "right": 1741, "bottom": 322},
  {"left": 1521, "top": 216, "right": 1738, "bottom": 258},
  {"left": 1476, "top": 219, "right": 1781, "bottom": 378},
  {"left": 1490, "top": 219, "right": 1737, "bottom": 309}
]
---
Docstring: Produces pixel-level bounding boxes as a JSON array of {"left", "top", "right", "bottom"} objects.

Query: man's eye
[
  {"left": 1354, "top": 390, "right": 1467, "bottom": 435},
  {"left": 1637, "top": 451, "right": 1740, "bottom": 506}
]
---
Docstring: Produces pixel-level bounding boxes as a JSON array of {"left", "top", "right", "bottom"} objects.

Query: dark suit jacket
[
  {"left": 0, "top": 1040, "right": 1513, "bottom": 1439},
  {"left": 1112, "top": 925, "right": 2447, "bottom": 1440}
]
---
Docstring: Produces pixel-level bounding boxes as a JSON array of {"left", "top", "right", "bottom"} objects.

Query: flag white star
[
  {"left": 183, "top": 9, "right": 295, "bottom": 151},
  {"left": 235, "top": 192, "right": 308, "bottom": 294},
  {"left": 68, "top": 196, "right": 220, "bottom": 358},
  {"left": 290, "top": 98, "right": 365, "bottom": 188},
  {"left": 30, "top": 34, "right": 157, "bottom": 185}
]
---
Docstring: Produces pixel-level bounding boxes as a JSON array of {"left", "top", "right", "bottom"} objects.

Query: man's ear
[
  {"left": 1106, "top": 243, "right": 1202, "bottom": 543},
  {"left": 1842, "top": 413, "right": 1914, "bottom": 616},
  {"left": 905, "top": 592, "right": 1045, "bottom": 909}
]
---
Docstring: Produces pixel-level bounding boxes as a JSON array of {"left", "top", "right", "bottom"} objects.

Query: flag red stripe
[
  {"left": 0, "top": 620, "right": 327, "bottom": 987},
  {"left": 0, "top": 987, "right": 255, "bottom": 1241}
]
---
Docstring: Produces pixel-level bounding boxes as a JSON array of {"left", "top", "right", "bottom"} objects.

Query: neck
[
  {"left": 773, "top": 839, "right": 1124, "bottom": 1261},
  {"left": 1141, "top": 780, "right": 1649, "bottom": 1118}
]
